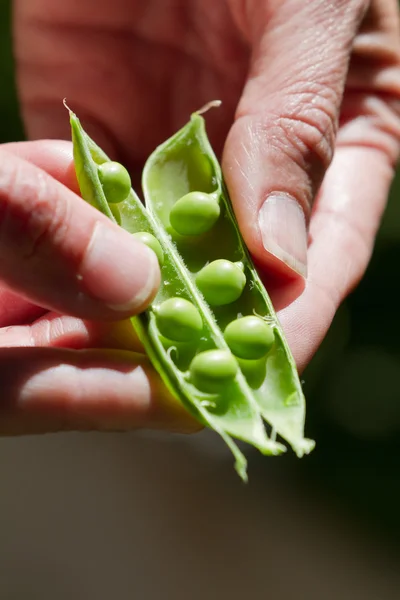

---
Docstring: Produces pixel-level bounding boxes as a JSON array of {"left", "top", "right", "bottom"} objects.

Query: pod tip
[
  {"left": 63, "top": 98, "right": 74, "bottom": 115},
  {"left": 196, "top": 100, "right": 222, "bottom": 116}
]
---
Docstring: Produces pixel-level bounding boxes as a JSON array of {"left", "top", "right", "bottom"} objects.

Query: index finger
[{"left": 0, "top": 143, "right": 160, "bottom": 320}]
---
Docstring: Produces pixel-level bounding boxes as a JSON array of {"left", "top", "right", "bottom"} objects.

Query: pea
[
  {"left": 98, "top": 161, "right": 131, "bottom": 203},
  {"left": 224, "top": 316, "right": 275, "bottom": 360},
  {"left": 169, "top": 191, "right": 220, "bottom": 236},
  {"left": 196, "top": 260, "right": 246, "bottom": 306},
  {"left": 155, "top": 297, "right": 203, "bottom": 342},
  {"left": 190, "top": 349, "right": 238, "bottom": 393},
  {"left": 132, "top": 231, "right": 164, "bottom": 266},
  {"left": 237, "top": 357, "right": 267, "bottom": 390}
]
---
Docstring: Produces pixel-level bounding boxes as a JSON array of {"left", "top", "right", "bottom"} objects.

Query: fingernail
[
  {"left": 80, "top": 221, "right": 160, "bottom": 311},
  {"left": 258, "top": 193, "right": 308, "bottom": 277}
]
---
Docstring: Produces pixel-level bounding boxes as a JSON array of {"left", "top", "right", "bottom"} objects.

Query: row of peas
[{"left": 98, "top": 161, "right": 274, "bottom": 393}]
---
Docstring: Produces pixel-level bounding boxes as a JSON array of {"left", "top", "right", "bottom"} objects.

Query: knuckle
[
  {"left": 315, "top": 0, "right": 368, "bottom": 23},
  {"left": 0, "top": 156, "right": 69, "bottom": 261},
  {"left": 21, "top": 178, "right": 69, "bottom": 260},
  {"left": 274, "top": 93, "right": 337, "bottom": 178}
]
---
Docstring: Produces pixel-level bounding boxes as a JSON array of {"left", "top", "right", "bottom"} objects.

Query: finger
[
  {"left": 3, "top": 139, "right": 80, "bottom": 194},
  {"left": 0, "top": 312, "right": 144, "bottom": 353},
  {"left": 224, "top": 0, "right": 368, "bottom": 278},
  {"left": 0, "top": 148, "right": 160, "bottom": 320},
  {"left": 265, "top": 0, "right": 400, "bottom": 369},
  {"left": 0, "top": 141, "right": 78, "bottom": 329},
  {"left": 0, "top": 141, "right": 145, "bottom": 330},
  {"left": 0, "top": 348, "right": 199, "bottom": 435},
  {"left": 277, "top": 144, "right": 396, "bottom": 372}
]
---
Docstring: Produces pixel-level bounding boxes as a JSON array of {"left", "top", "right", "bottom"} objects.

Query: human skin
[{"left": 0, "top": 0, "right": 398, "bottom": 434}]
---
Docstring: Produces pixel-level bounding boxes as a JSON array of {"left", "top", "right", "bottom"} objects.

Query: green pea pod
[
  {"left": 143, "top": 110, "right": 315, "bottom": 457},
  {"left": 68, "top": 103, "right": 314, "bottom": 481}
]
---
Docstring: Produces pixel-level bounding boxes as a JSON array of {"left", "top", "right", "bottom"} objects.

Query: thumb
[
  {"left": 223, "top": 0, "right": 367, "bottom": 278},
  {"left": 0, "top": 144, "right": 160, "bottom": 320}
]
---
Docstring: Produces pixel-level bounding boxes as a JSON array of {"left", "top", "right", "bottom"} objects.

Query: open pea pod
[
  {"left": 68, "top": 103, "right": 314, "bottom": 481},
  {"left": 142, "top": 110, "right": 315, "bottom": 458}
]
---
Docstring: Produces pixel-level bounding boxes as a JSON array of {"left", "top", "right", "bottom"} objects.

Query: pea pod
[
  {"left": 143, "top": 108, "right": 315, "bottom": 458},
  {"left": 68, "top": 102, "right": 314, "bottom": 481}
]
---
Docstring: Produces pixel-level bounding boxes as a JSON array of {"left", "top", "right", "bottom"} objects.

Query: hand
[
  {"left": 14, "top": 0, "right": 400, "bottom": 368},
  {"left": 7, "top": 0, "right": 400, "bottom": 433},
  {"left": 0, "top": 140, "right": 197, "bottom": 434}
]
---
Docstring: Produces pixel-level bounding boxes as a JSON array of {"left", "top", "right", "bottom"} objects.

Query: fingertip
[
  {"left": 257, "top": 193, "right": 308, "bottom": 278},
  {"left": 223, "top": 121, "right": 309, "bottom": 283},
  {"left": 0, "top": 148, "right": 160, "bottom": 321},
  {"left": 79, "top": 221, "right": 161, "bottom": 316}
]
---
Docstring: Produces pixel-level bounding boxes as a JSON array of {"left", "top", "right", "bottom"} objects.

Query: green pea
[
  {"left": 190, "top": 349, "right": 238, "bottom": 393},
  {"left": 155, "top": 297, "right": 203, "bottom": 342},
  {"left": 98, "top": 161, "right": 131, "bottom": 203},
  {"left": 237, "top": 357, "right": 267, "bottom": 390},
  {"left": 224, "top": 316, "right": 275, "bottom": 360},
  {"left": 132, "top": 231, "right": 164, "bottom": 266},
  {"left": 169, "top": 191, "right": 220, "bottom": 236},
  {"left": 196, "top": 260, "right": 246, "bottom": 306}
]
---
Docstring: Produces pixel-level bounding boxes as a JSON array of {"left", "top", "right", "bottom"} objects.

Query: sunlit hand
[{"left": 4, "top": 0, "right": 400, "bottom": 433}]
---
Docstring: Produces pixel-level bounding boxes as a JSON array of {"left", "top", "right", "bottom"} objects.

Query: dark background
[{"left": 0, "top": 1, "right": 399, "bottom": 598}]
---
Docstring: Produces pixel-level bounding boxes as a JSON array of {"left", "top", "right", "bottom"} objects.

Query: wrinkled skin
[{"left": 0, "top": 0, "right": 398, "bottom": 433}]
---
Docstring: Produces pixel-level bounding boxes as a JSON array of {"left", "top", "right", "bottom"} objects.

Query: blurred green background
[{"left": 0, "top": 0, "right": 400, "bottom": 590}]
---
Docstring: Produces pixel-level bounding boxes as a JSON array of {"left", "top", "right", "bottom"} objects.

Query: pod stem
[{"left": 195, "top": 100, "right": 222, "bottom": 115}]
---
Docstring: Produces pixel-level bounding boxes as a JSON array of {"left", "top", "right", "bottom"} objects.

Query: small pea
[
  {"left": 132, "top": 232, "right": 164, "bottom": 266},
  {"left": 224, "top": 316, "right": 274, "bottom": 360},
  {"left": 98, "top": 161, "right": 131, "bottom": 204},
  {"left": 237, "top": 357, "right": 267, "bottom": 390},
  {"left": 190, "top": 349, "right": 238, "bottom": 393},
  {"left": 155, "top": 297, "right": 203, "bottom": 342},
  {"left": 195, "top": 260, "right": 246, "bottom": 306},
  {"left": 169, "top": 191, "right": 220, "bottom": 236}
]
